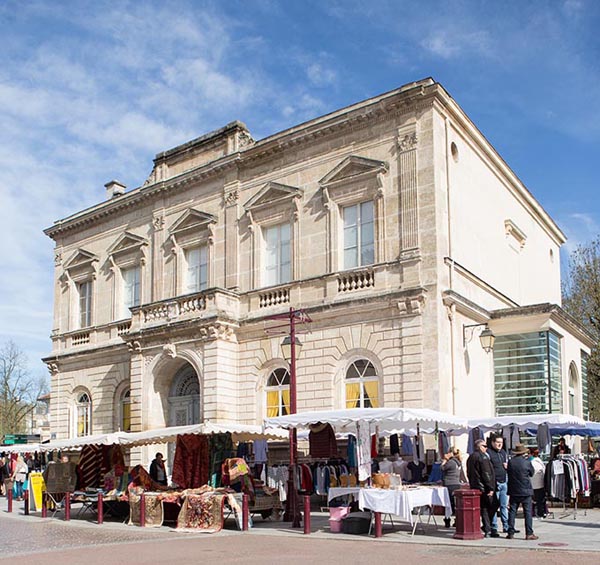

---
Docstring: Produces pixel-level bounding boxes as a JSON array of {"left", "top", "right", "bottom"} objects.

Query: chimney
[{"left": 105, "top": 180, "right": 126, "bottom": 199}]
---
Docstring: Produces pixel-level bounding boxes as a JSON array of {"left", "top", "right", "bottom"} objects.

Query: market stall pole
[
  {"left": 97, "top": 492, "right": 103, "bottom": 525},
  {"left": 7, "top": 485, "right": 12, "bottom": 513},
  {"left": 269, "top": 307, "right": 311, "bottom": 529}
]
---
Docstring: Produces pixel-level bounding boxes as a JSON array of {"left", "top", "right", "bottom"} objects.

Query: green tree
[
  {"left": 562, "top": 238, "right": 600, "bottom": 420},
  {"left": 0, "top": 340, "right": 47, "bottom": 437}
]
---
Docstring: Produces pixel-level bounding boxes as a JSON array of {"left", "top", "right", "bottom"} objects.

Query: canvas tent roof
[{"left": 264, "top": 407, "right": 469, "bottom": 435}]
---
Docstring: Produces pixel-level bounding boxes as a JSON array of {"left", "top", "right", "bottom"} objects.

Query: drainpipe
[{"left": 445, "top": 117, "right": 457, "bottom": 415}]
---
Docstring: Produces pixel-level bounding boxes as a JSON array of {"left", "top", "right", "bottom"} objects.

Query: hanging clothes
[
  {"left": 413, "top": 435, "right": 425, "bottom": 463},
  {"left": 389, "top": 434, "right": 400, "bottom": 456},
  {"left": 467, "top": 427, "right": 482, "bottom": 454},
  {"left": 309, "top": 423, "right": 338, "bottom": 458},
  {"left": 347, "top": 435, "right": 357, "bottom": 468},
  {"left": 400, "top": 434, "right": 413, "bottom": 456},
  {"left": 537, "top": 424, "right": 551, "bottom": 454},
  {"left": 253, "top": 439, "right": 268, "bottom": 464},
  {"left": 356, "top": 421, "right": 372, "bottom": 481},
  {"left": 209, "top": 433, "right": 234, "bottom": 487},
  {"left": 438, "top": 431, "right": 450, "bottom": 457},
  {"left": 172, "top": 434, "right": 210, "bottom": 489}
]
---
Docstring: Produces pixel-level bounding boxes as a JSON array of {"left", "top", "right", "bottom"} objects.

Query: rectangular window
[
  {"left": 343, "top": 201, "right": 374, "bottom": 269},
  {"left": 122, "top": 266, "right": 140, "bottom": 318},
  {"left": 581, "top": 351, "right": 589, "bottom": 420},
  {"left": 493, "top": 331, "right": 562, "bottom": 415},
  {"left": 185, "top": 246, "right": 208, "bottom": 293},
  {"left": 78, "top": 280, "right": 92, "bottom": 328},
  {"left": 264, "top": 223, "right": 291, "bottom": 287}
]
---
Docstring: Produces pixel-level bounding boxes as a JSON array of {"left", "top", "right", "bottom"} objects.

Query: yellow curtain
[
  {"left": 346, "top": 383, "right": 361, "bottom": 408},
  {"left": 364, "top": 381, "right": 379, "bottom": 408},
  {"left": 266, "top": 390, "right": 279, "bottom": 417},
  {"left": 281, "top": 389, "right": 290, "bottom": 415},
  {"left": 122, "top": 402, "right": 131, "bottom": 432}
]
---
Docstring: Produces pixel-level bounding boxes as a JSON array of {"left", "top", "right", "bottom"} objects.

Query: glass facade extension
[
  {"left": 494, "top": 331, "right": 562, "bottom": 415},
  {"left": 581, "top": 350, "right": 589, "bottom": 420}
]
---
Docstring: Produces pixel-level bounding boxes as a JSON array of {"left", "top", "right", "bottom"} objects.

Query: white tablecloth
[
  {"left": 327, "top": 487, "right": 361, "bottom": 504},
  {"left": 358, "top": 487, "right": 451, "bottom": 525}
]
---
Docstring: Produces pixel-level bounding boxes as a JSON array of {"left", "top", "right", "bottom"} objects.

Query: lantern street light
[
  {"left": 266, "top": 307, "right": 310, "bottom": 528},
  {"left": 463, "top": 323, "right": 496, "bottom": 353}
]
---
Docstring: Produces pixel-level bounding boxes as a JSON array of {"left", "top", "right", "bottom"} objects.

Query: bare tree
[
  {"left": 562, "top": 238, "right": 600, "bottom": 420},
  {"left": 0, "top": 340, "right": 47, "bottom": 436}
]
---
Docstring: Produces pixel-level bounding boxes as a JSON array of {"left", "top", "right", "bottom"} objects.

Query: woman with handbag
[{"left": 441, "top": 447, "right": 464, "bottom": 528}]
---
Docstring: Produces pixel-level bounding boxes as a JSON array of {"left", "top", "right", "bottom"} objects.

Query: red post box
[{"left": 453, "top": 488, "right": 484, "bottom": 540}]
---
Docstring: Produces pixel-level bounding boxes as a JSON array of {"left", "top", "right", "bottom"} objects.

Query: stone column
[
  {"left": 151, "top": 212, "right": 166, "bottom": 302},
  {"left": 128, "top": 341, "right": 144, "bottom": 465},
  {"left": 397, "top": 129, "right": 419, "bottom": 256},
  {"left": 224, "top": 182, "right": 240, "bottom": 290}
]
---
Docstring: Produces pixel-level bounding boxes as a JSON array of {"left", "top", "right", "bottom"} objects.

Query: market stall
[{"left": 265, "top": 407, "right": 467, "bottom": 536}]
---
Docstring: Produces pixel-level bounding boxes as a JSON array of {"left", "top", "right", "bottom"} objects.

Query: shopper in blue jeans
[
  {"left": 506, "top": 443, "right": 538, "bottom": 540},
  {"left": 487, "top": 434, "right": 512, "bottom": 534}
]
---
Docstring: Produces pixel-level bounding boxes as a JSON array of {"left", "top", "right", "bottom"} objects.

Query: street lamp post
[{"left": 269, "top": 307, "right": 310, "bottom": 528}]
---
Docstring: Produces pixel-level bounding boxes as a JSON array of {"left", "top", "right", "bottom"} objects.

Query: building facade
[{"left": 43, "top": 78, "right": 593, "bottom": 463}]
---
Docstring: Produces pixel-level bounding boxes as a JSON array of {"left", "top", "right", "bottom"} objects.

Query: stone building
[{"left": 43, "top": 78, "right": 593, "bottom": 463}]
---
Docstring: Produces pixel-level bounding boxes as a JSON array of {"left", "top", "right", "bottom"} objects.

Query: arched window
[
  {"left": 76, "top": 392, "right": 91, "bottom": 437},
  {"left": 266, "top": 368, "right": 290, "bottom": 417},
  {"left": 120, "top": 389, "right": 131, "bottom": 432},
  {"left": 568, "top": 363, "right": 578, "bottom": 416},
  {"left": 345, "top": 359, "right": 379, "bottom": 408}
]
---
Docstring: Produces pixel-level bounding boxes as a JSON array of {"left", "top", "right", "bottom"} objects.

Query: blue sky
[{"left": 1, "top": 0, "right": 599, "bottom": 376}]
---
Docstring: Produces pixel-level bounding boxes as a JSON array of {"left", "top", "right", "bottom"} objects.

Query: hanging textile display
[
  {"left": 309, "top": 423, "right": 338, "bottom": 458},
  {"left": 172, "top": 434, "right": 210, "bottom": 489},
  {"left": 356, "top": 420, "right": 371, "bottom": 482},
  {"left": 209, "top": 433, "right": 234, "bottom": 487}
]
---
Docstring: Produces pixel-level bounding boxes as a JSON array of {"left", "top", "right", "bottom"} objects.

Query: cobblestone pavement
[{"left": 1, "top": 495, "right": 599, "bottom": 563}]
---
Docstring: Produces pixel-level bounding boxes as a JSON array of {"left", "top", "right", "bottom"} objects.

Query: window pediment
[
  {"left": 107, "top": 232, "right": 148, "bottom": 268},
  {"left": 319, "top": 155, "right": 388, "bottom": 189},
  {"left": 107, "top": 232, "right": 148, "bottom": 257},
  {"left": 244, "top": 182, "right": 303, "bottom": 226},
  {"left": 170, "top": 209, "right": 217, "bottom": 237},
  {"left": 63, "top": 249, "right": 99, "bottom": 282},
  {"left": 64, "top": 249, "right": 99, "bottom": 271}
]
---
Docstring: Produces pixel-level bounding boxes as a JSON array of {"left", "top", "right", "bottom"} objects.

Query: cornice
[{"left": 45, "top": 79, "right": 438, "bottom": 240}]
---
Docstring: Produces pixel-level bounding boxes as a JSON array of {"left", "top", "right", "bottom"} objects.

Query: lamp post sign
[{"left": 267, "top": 307, "right": 311, "bottom": 528}]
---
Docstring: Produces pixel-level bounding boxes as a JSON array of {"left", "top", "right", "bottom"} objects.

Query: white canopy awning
[
  {"left": 265, "top": 407, "right": 468, "bottom": 435},
  {"left": 467, "top": 414, "right": 587, "bottom": 432},
  {"left": 116, "top": 421, "right": 287, "bottom": 447},
  {"left": 0, "top": 443, "right": 41, "bottom": 453},
  {"left": 24, "top": 422, "right": 286, "bottom": 452}
]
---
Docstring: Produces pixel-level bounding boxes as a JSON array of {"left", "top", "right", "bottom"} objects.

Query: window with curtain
[
  {"left": 345, "top": 359, "right": 379, "bottom": 408},
  {"left": 122, "top": 266, "right": 140, "bottom": 317},
  {"left": 264, "top": 223, "right": 291, "bottom": 286},
  {"left": 77, "top": 280, "right": 93, "bottom": 328},
  {"left": 120, "top": 388, "right": 131, "bottom": 432},
  {"left": 185, "top": 245, "right": 208, "bottom": 293},
  {"left": 266, "top": 368, "right": 290, "bottom": 417},
  {"left": 343, "top": 201, "right": 374, "bottom": 269},
  {"left": 568, "top": 363, "right": 578, "bottom": 416},
  {"left": 76, "top": 392, "right": 91, "bottom": 437}
]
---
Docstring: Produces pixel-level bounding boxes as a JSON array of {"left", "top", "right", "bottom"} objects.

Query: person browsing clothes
[{"left": 506, "top": 444, "right": 538, "bottom": 540}]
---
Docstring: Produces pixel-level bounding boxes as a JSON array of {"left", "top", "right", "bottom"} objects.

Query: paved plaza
[{"left": 1, "top": 496, "right": 599, "bottom": 563}]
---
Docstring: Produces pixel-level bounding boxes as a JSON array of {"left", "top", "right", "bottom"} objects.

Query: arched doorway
[{"left": 168, "top": 363, "right": 201, "bottom": 427}]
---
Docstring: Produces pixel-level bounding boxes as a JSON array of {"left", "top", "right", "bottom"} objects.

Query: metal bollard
[
  {"left": 41, "top": 492, "right": 47, "bottom": 518},
  {"left": 139, "top": 493, "right": 146, "bottom": 527},
  {"left": 97, "top": 492, "right": 103, "bottom": 525},
  {"left": 64, "top": 492, "right": 71, "bottom": 521},
  {"left": 23, "top": 489, "right": 29, "bottom": 516},
  {"left": 7, "top": 487, "right": 13, "bottom": 513},
  {"left": 303, "top": 495, "right": 311, "bottom": 535},
  {"left": 374, "top": 512, "right": 382, "bottom": 538},
  {"left": 242, "top": 494, "right": 249, "bottom": 531}
]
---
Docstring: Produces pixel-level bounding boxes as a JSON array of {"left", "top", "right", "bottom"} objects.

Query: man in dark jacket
[
  {"left": 467, "top": 438, "right": 499, "bottom": 537},
  {"left": 506, "top": 444, "right": 538, "bottom": 540},
  {"left": 488, "top": 433, "right": 512, "bottom": 534}
]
